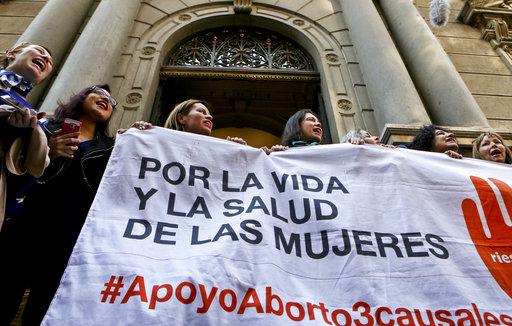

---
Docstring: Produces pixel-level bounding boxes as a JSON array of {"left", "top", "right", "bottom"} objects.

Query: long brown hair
[
  {"left": 280, "top": 109, "right": 321, "bottom": 146},
  {"left": 51, "top": 84, "right": 113, "bottom": 137}
]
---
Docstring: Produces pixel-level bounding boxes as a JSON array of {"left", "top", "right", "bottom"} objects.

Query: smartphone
[
  {"left": 62, "top": 118, "right": 82, "bottom": 134},
  {"left": 0, "top": 94, "right": 38, "bottom": 115}
]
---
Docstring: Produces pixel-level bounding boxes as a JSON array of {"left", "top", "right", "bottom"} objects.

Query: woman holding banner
[
  {"left": 12, "top": 84, "right": 117, "bottom": 325},
  {"left": 280, "top": 109, "right": 323, "bottom": 148},
  {"left": 409, "top": 124, "right": 463, "bottom": 159},
  {"left": 341, "top": 129, "right": 397, "bottom": 148},
  {"left": 472, "top": 132, "right": 512, "bottom": 165},
  {"left": 341, "top": 129, "right": 380, "bottom": 145},
  {"left": 164, "top": 98, "right": 247, "bottom": 145},
  {"left": 164, "top": 99, "right": 214, "bottom": 135}
]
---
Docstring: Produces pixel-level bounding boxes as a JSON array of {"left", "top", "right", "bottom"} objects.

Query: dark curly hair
[
  {"left": 409, "top": 124, "right": 449, "bottom": 152},
  {"left": 51, "top": 84, "right": 113, "bottom": 137},
  {"left": 280, "top": 109, "right": 322, "bottom": 146}
]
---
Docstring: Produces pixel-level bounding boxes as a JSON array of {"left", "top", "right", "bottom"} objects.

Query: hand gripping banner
[{"left": 43, "top": 128, "right": 512, "bottom": 325}]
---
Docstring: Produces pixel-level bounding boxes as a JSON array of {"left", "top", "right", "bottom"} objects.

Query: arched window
[
  {"left": 155, "top": 27, "right": 329, "bottom": 146},
  {"left": 166, "top": 27, "right": 315, "bottom": 71}
]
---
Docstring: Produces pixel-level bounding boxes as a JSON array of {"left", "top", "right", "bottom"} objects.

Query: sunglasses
[{"left": 89, "top": 86, "right": 118, "bottom": 108}]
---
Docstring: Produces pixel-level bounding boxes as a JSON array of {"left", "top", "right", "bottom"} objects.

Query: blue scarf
[
  {"left": 0, "top": 67, "right": 33, "bottom": 97},
  {"left": 290, "top": 140, "right": 320, "bottom": 148},
  {"left": 0, "top": 67, "right": 36, "bottom": 113}
]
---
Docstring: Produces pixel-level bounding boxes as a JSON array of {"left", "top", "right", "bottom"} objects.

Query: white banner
[{"left": 43, "top": 127, "right": 512, "bottom": 325}]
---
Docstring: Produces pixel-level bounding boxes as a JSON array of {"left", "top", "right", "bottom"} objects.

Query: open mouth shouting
[
  {"left": 32, "top": 57, "right": 47, "bottom": 73},
  {"left": 203, "top": 120, "right": 213, "bottom": 129},
  {"left": 95, "top": 99, "right": 109, "bottom": 110},
  {"left": 490, "top": 147, "right": 503, "bottom": 160},
  {"left": 313, "top": 127, "right": 323, "bottom": 135}
]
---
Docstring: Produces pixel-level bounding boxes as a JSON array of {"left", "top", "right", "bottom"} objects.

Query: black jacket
[
  {"left": 23, "top": 122, "right": 114, "bottom": 264},
  {"left": 12, "top": 122, "right": 115, "bottom": 325}
]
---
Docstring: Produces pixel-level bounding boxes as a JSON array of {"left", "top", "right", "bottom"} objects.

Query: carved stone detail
[
  {"left": 160, "top": 67, "right": 320, "bottom": 82},
  {"left": 167, "top": 27, "right": 315, "bottom": 71},
  {"left": 337, "top": 99, "right": 352, "bottom": 111},
  {"left": 325, "top": 53, "right": 339, "bottom": 63},
  {"left": 293, "top": 19, "right": 305, "bottom": 26},
  {"left": 459, "top": 0, "right": 512, "bottom": 29},
  {"left": 459, "top": 1, "right": 512, "bottom": 71},
  {"left": 142, "top": 46, "right": 156, "bottom": 56},
  {"left": 126, "top": 92, "right": 142, "bottom": 104},
  {"left": 483, "top": 17, "right": 511, "bottom": 41},
  {"left": 484, "top": 18, "right": 512, "bottom": 68},
  {"left": 468, "top": 0, "right": 512, "bottom": 9},
  {"left": 178, "top": 14, "right": 192, "bottom": 21},
  {"left": 234, "top": 0, "right": 252, "bottom": 14}
]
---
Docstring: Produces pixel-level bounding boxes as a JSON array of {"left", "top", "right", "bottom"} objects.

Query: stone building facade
[{"left": 0, "top": 0, "right": 511, "bottom": 150}]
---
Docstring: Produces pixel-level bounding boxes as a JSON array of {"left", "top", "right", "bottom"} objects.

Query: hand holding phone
[
  {"left": 61, "top": 118, "right": 82, "bottom": 134},
  {"left": 49, "top": 119, "right": 82, "bottom": 159}
]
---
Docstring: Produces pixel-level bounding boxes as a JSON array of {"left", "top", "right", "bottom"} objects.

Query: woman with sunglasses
[{"left": 13, "top": 84, "right": 117, "bottom": 325}]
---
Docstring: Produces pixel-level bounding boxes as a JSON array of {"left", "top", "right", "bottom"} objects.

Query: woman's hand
[
  {"left": 226, "top": 136, "right": 247, "bottom": 145},
  {"left": 118, "top": 121, "right": 153, "bottom": 134},
  {"left": 444, "top": 150, "right": 463, "bottom": 159},
  {"left": 261, "top": 145, "right": 288, "bottom": 155},
  {"left": 4, "top": 107, "right": 38, "bottom": 129},
  {"left": 49, "top": 130, "right": 80, "bottom": 159},
  {"left": 348, "top": 137, "right": 365, "bottom": 145},
  {"left": 130, "top": 121, "right": 153, "bottom": 130},
  {"left": 379, "top": 144, "right": 397, "bottom": 149}
]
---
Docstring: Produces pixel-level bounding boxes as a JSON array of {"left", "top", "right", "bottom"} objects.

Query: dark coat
[
  {"left": 18, "top": 122, "right": 115, "bottom": 324},
  {"left": 26, "top": 122, "right": 114, "bottom": 256}
]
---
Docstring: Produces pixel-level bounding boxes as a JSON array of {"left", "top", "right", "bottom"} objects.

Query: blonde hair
[
  {"left": 1, "top": 42, "right": 33, "bottom": 68},
  {"left": 472, "top": 132, "right": 512, "bottom": 164},
  {"left": 164, "top": 99, "right": 210, "bottom": 131}
]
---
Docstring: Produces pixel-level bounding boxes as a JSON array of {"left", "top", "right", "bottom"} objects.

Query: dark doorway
[{"left": 152, "top": 76, "right": 330, "bottom": 147}]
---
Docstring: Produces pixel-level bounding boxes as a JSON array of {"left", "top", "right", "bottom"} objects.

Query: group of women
[
  {"left": 409, "top": 124, "right": 512, "bottom": 164},
  {"left": 0, "top": 42, "right": 120, "bottom": 325},
  {"left": 277, "top": 109, "right": 511, "bottom": 165},
  {"left": 0, "top": 41, "right": 510, "bottom": 325}
]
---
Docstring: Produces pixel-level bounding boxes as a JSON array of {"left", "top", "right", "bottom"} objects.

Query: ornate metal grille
[{"left": 167, "top": 28, "right": 315, "bottom": 71}]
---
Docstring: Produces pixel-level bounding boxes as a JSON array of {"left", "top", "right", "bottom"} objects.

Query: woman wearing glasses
[{"left": 16, "top": 84, "right": 117, "bottom": 324}]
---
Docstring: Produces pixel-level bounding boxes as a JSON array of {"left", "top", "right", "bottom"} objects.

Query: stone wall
[
  {"left": 1, "top": 0, "right": 509, "bottom": 135},
  {"left": 414, "top": 0, "right": 512, "bottom": 131},
  {"left": 0, "top": 0, "right": 46, "bottom": 53},
  {"left": 107, "top": 0, "right": 376, "bottom": 141}
]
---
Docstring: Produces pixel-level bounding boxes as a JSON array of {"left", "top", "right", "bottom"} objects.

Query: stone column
[
  {"left": 342, "top": 0, "right": 431, "bottom": 130},
  {"left": 16, "top": 0, "right": 96, "bottom": 106},
  {"left": 378, "top": 0, "right": 490, "bottom": 127},
  {"left": 40, "top": 0, "right": 141, "bottom": 114}
]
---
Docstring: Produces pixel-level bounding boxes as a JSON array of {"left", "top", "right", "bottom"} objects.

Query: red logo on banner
[{"left": 461, "top": 176, "right": 512, "bottom": 299}]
